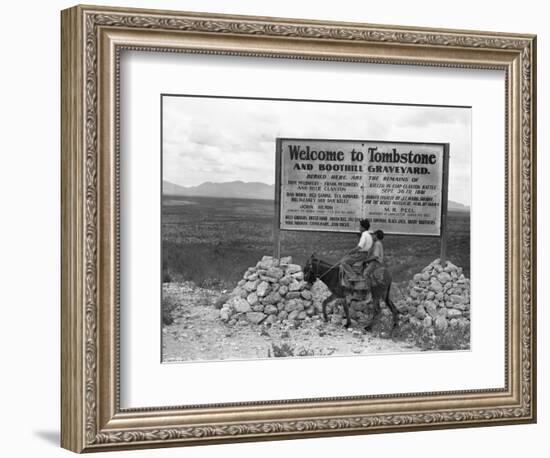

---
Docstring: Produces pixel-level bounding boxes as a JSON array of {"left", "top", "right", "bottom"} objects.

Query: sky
[{"left": 162, "top": 95, "right": 471, "bottom": 206}]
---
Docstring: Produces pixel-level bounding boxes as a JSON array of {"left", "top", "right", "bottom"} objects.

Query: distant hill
[
  {"left": 163, "top": 180, "right": 469, "bottom": 211},
  {"left": 163, "top": 180, "right": 275, "bottom": 200},
  {"left": 447, "top": 200, "right": 470, "bottom": 212}
]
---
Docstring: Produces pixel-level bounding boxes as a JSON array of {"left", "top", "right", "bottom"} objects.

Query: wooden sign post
[
  {"left": 440, "top": 144, "right": 450, "bottom": 266},
  {"left": 273, "top": 138, "right": 282, "bottom": 258}
]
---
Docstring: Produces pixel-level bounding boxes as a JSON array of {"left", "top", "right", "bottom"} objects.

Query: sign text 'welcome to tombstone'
[{"left": 277, "top": 138, "right": 448, "bottom": 236}]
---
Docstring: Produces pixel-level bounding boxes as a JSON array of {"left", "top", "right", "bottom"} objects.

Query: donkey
[{"left": 303, "top": 255, "right": 400, "bottom": 330}]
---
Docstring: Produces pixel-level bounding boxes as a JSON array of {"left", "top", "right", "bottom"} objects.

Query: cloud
[{"left": 162, "top": 96, "right": 471, "bottom": 205}]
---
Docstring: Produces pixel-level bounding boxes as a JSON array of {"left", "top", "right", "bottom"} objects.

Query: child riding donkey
[
  {"left": 340, "top": 218, "right": 385, "bottom": 284},
  {"left": 303, "top": 218, "right": 397, "bottom": 329}
]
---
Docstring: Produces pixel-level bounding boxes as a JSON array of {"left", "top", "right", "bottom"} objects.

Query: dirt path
[{"left": 162, "top": 282, "right": 420, "bottom": 362}]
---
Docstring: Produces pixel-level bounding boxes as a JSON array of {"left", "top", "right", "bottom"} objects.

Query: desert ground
[{"left": 161, "top": 195, "right": 470, "bottom": 362}]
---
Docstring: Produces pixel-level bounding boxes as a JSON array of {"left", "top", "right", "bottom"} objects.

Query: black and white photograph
[{"left": 161, "top": 95, "right": 471, "bottom": 363}]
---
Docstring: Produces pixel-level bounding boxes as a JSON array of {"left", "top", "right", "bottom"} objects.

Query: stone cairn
[
  {"left": 219, "top": 255, "right": 328, "bottom": 326},
  {"left": 397, "top": 259, "right": 470, "bottom": 349}
]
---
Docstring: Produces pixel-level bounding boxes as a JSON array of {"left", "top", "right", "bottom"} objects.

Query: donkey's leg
[
  {"left": 365, "top": 293, "right": 381, "bottom": 332},
  {"left": 342, "top": 295, "right": 351, "bottom": 328},
  {"left": 384, "top": 284, "right": 400, "bottom": 329},
  {"left": 322, "top": 294, "right": 336, "bottom": 322}
]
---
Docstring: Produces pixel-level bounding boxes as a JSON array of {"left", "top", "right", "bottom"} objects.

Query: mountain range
[{"left": 163, "top": 180, "right": 470, "bottom": 211}]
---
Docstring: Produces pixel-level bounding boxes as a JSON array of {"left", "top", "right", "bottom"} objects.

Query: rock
[
  {"left": 279, "top": 275, "right": 292, "bottom": 286},
  {"left": 409, "top": 317, "right": 422, "bottom": 328},
  {"left": 245, "top": 272, "right": 259, "bottom": 281},
  {"left": 425, "top": 301, "right": 438, "bottom": 319},
  {"left": 263, "top": 291, "right": 281, "bottom": 305},
  {"left": 237, "top": 279, "right": 246, "bottom": 287},
  {"left": 426, "top": 291, "right": 435, "bottom": 300},
  {"left": 265, "top": 267, "right": 284, "bottom": 279},
  {"left": 285, "top": 299, "right": 305, "bottom": 313},
  {"left": 447, "top": 308, "right": 463, "bottom": 319},
  {"left": 278, "top": 310, "right": 288, "bottom": 321},
  {"left": 279, "top": 256, "right": 293, "bottom": 265},
  {"left": 264, "top": 304, "right": 279, "bottom": 315},
  {"left": 445, "top": 261, "right": 457, "bottom": 271},
  {"left": 286, "top": 264, "right": 302, "bottom": 274},
  {"left": 457, "top": 317, "right": 470, "bottom": 329},
  {"left": 286, "top": 291, "right": 301, "bottom": 299},
  {"left": 450, "top": 294, "right": 465, "bottom": 305},
  {"left": 244, "top": 280, "right": 259, "bottom": 292},
  {"left": 306, "top": 306, "right": 315, "bottom": 316},
  {"left": 453, "top": 302, "right": 468, "bottom": 311},
  {"left": 220, "top": 309, "right": 231, "bottom": 322},
  {"left": 291, "top": 271, "right": 304, "bottom": 281},
  {"left": 258, "top": 256, "right": 278, "bottom": 269},
  {"left": 415, "top": 305, "right": 427, "bottom": 320},
  {"left": 297, "top": 311, "right": 307, "bottom": 320},
  {"left": 229, "top": 296, "right": 251, "bottom": 313},
  {"left": 252, "top": 304, "right": 264, "bottom": 312},
  {"left": 265, "top": 314, "right": 277, "bottom": 325},
  {"left": 421, "top": 272, "right": 430, "bottom": 281},
  {"left": 256, "top": 281, "right": 270, "bottom": 297},
  {"left": 430, "top": 278, "right": 443, "bottom": 292},
  {"left": 231, "top": 286, "right": 247, "bottom": 298},
  {"left": 301, "top": 290, "right": 313, "bottom": 300},
  {"left": 278, "top": 285, "right": 288, "bottom": 296},
  {"left": 246, "top": 312, "right": 267, "bottom": 324},
  {"left": 434, "top": 316, "right": 448, "bottom": 333},
  {"left": 288, "top": 310, "right": 300, "bottom": 321},
  {"left": 438, "top": 272, "right": 452, "bottom": 284},
  {"left": 423, "top": 316, "right": 433, "bottom": 328},
  {"left": 288, "top": 280, "right": 302, "bottom": 291},
  {"left": 214, "top": 294, "right": 229, "bottom": 309},
  {"left": 246, "top": 293, "right": 259, "bottom": 306}
]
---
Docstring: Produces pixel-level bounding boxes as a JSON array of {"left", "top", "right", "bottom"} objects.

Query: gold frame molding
[{"left": 61, "top": 4, "right": 537, "bottom": 453}]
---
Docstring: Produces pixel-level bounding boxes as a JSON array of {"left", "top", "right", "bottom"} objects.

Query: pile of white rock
[
  {"left": 219, "top": 256, "right": 325, "bottom": 326},
  {"left": 398, "top": 259, "right": 470, "bottom": 349}
]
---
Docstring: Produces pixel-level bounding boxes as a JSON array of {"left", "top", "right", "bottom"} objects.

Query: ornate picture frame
[{"left": 61, "top": 4, "right": 536, "bottom": 453}]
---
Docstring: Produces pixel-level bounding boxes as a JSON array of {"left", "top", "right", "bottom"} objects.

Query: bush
[
  {"left": 162, "top": 295, "right": 178, "bottom": 326},
  {"left": 268, "top": 342, "right": 294, "bottom": 358}
]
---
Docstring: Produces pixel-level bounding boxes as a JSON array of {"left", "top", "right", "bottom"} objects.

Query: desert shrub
[
  {"left": 269, "top": 342, "right": 295, "bottom": 358},
  {"left": 162, "top": 259, "right": 172, "bottom": 283},
  {"left": 435, "top": 325, "right": 470, "bottom": 350},
  {"left": 268, "top": 342, "right": 315, "bottom": 358},
  {"left": 162, "top": 240, "right": 260, "bottom": 290},
  {"left": 162, "top": 294, "right": 178, "bottom": 326}
]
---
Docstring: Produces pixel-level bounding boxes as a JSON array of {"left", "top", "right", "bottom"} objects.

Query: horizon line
[{"left": 162, "top": 179, "right": 471, "bottom": 208}]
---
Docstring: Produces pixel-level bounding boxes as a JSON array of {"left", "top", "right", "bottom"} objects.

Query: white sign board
[{"left": 277, "top": 138, "right": 447, "bottom": 236}]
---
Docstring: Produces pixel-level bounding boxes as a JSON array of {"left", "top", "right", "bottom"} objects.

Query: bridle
[{"left": 309, "top": 257, "right": 340, "bottom": 280}]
